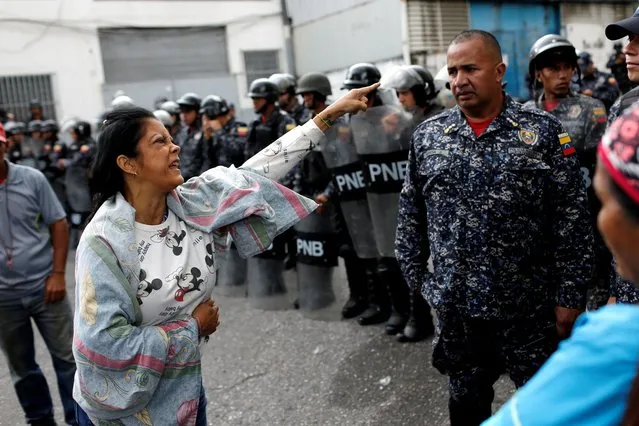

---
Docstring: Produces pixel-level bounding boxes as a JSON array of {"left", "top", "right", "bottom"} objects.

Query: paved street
[{"left": 0, "top": 253, "right": 514, "bottom": 425}]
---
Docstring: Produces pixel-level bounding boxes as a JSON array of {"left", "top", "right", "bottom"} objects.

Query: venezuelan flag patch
[
  {"left": 237, "top": 126, "right": 248, "bottom": 137},
  {"left": 558, "top": 132, "right": 576, "bottom": 156},
  {"left": 286, "top": 123, "right": 297, "bottom": 132},
  {"left": 593, "top": 107, "right": 607, "bottom": 123}
]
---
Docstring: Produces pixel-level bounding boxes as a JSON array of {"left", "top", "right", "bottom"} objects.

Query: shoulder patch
[
  {"left": 285, "top": 123, "right": 297, "bottom": 132},
  {"left": 558, "top": 132, "right": 576, "bottom": 156},
  {"left": 237, "top": 126, "right": 248, "bottom": 137},
  {"left": 593, "top": 107, "right": 607, "bottom": 123}
]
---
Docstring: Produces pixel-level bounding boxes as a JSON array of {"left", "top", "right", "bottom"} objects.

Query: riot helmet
[
  {"left": 160, "top": 101, "right": 180, "bottom": 116},
  {"left": 296, "top": 73, "right": 332, "bottom": 97},
  {"left": 577, "top": 51, "right": 594, "bottom": 75},
  {"left": 41, "top": 119, "right": 58, "bottom": 134},
  {"left": 4, "top": 121, "right": 25, "bottom": 136},
  {"left": 529, "top": 34, "right": 577, "bottom": 78},
  {"left": 27, "top": 120, "right": 42, "bottom": 134},
  {"left": 269, "top": 73, "right": 297, "bottom": 96},
  {"left": 153, "top": 110, "right": 174, "bottom": 128},
  {"left": 199, "top": 95, "right": 230, "bottom": 119},
  {"left": 176, "top": 92, "right": 202, "bottom": 111},
  {"left": 112, "top": 95, "right": 135, "bottom": 109},
  {"left": 341, "top": 63, "right": 381, "bottom": 90},
  {"left": 248, "top": 78, "right": 279, "bottom": 103},
  {"left": 72, "top": 121, "right": 92, "bottom": 142},
  {"left": 154, "top": 96, "right": 169, "bottom": 110}
]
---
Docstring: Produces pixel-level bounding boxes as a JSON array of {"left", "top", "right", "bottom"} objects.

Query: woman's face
[
  {"left": 129, "top": 118, "right": 183, "bottom": 192},
  {"left": 594, "top": 160, "right": 639, "bottom": 284}
]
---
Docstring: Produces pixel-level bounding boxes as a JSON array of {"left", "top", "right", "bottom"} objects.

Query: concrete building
[
  {"left": 286, "top": 0, "right": 636, "bottom": 101},
  {"left": 0, "top": 0, "right": 293, "bottom": 123}
]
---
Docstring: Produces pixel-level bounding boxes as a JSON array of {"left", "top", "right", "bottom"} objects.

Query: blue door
[{"left": 469, "top": 1, "right": 560, "bottom": 100}]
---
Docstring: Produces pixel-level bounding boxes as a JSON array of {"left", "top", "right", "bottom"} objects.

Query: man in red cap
[{"left": 0, "top": 122, "right": 77, "bottom": 425}]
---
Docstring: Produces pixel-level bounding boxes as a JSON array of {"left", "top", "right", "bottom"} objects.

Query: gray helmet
[
  {"left": 342, "top": 63, "right": 381, "bottom": 90},
  {"left": 248, "top": 78, "right": 279, "bottom": 102},
  {"left": 41, "top": 119, "right": 58, "bottom": 133},
  {"left": 386, "top": 66, "right": 424, "bottom": 91},
  {"left": 176, "top": 92, "right": 202, "bottom": 110},
  {"left": 4, "top": 121, "right": 25, "bottom": 136},
  {"left": 153, "top": 110, "right": 174, "bottom": 127},
  {"left": 408, "top": 65, "right": 436, "bottom": 97},
  {"left": 269, "top": 73, "right": 296, "bottom": 94},
  {"left": 200, "top": 95, "right": 230, "bottom": 118},
  {"left": 27, "top": 120, "right": 42, "bottom": 133},
  {"left": 296, "top": 72, "right": 332, "bottom": 97},
  {"left": 529, "top": 34, "right": 577, "bottom": 77},
  {"left": 111, "top": 95, "right": 135, "bottom": 109},
  {"left": 160, "top": 101, "right": 180, "bottom": 116}
]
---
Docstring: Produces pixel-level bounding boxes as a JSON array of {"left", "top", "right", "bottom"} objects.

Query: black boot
[
  {"left": 358, "top": 259, "right": 391, "bottom": 326},
  {"left": 398, "top": 289, "right": 434, "bottom": 343},
  {"left": 379, "top": 258, "right": 409, "bottom": 335},
  {"left": 341, "top": 251, "right": 369, "bottom": 319}
]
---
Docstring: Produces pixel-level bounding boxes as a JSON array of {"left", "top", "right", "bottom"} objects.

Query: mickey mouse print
[{"left": 133, "top": 210, "right": 217, "bottom": 326}]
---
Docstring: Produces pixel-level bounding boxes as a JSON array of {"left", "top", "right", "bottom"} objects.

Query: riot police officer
[
  {"left": 200, "top": 94, "right": 247, "bottom": 170},
  {"left": 40, "top": 119, "right": 68, "bottom": 207},
  {"left": 386, "top": 65, "right": 443, "bottom": 126},
  {"left": 58, "top": 121, "right": 95, "bottom": 247},
  {"left": 297, "top": 71, "right": 371, "bottom": 318},
  {"left": 246, "top": 78, "right": 298, "bottom": 295},
  {"left": 270, "top": 73, "right": 312, "bottom": 125},
  {"left": 153, "top": 110, "right": 175, "bottom": 132},
  {"left": 111, "top": 95, "right": 135, "bottom": 110},
  {"left": 578, "top": 51, "right": 620, "bottom": 112},
  {"left": 160, "top": 100, "right": 182, "bottom": 138},
  {"left": 341, "top": 62, "right": 400, "bottom": 327},
  {"left": 175, "top": 92, "right": 204, "bottom": 181},
  {"left": 526, "top": 35, "right": 609, "bottom": 309},
  {"left": 4, "top": 122, "right": 28, "bottom": 166}
]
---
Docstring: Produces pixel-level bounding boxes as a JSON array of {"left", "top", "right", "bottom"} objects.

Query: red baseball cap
[{"left": 0, "top": 123, "right": 6, "bottom": 143}]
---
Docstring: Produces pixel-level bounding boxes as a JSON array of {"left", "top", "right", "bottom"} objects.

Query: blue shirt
[
  {"left": 0, "top": 160, "right": 66, "bottom": 296},
  {"left": 483, "top": 304, "right": 639, "bottom": 426}
]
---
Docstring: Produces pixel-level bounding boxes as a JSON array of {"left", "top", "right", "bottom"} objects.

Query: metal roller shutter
[
  {"left": 99, "top": 27, "right": 229, "bottom": 84},
  {"left": 407, "top": 0, "right": 469, "bottom": 55}
]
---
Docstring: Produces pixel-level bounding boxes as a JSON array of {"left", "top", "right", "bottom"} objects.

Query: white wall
[
  {"left": 291, "top": 0, "right": 403, "bottom": 75},
  {"left": 0, "top": 0, "right": 286, "bottom": 121},
  {"left": 562, "top": 3, "right": 634, "bottom": 73}
]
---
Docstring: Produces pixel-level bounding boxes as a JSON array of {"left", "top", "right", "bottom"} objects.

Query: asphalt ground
[{"left": 0, "top": 254, "right": 514, "bottom": 425}]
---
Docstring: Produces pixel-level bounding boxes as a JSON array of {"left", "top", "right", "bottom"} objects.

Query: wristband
[{"left": 319, "top": 115, "right": 333, "bottom": 128}]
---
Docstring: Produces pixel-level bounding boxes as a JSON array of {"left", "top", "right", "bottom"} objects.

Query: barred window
[
  {"left": 244, "top": 50, "right": 280, "bottom": 90},
  {"left": 0, "top": 74, "right": 56, "bottom": 122}
]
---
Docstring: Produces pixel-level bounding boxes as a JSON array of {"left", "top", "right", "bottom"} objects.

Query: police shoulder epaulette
[{"left": 424, "top": 109, "right": 450, "bottom": 123}]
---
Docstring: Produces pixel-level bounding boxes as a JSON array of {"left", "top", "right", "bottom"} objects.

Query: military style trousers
[{"left": 432, "top": 308, "right": 558, "bottom": 426}]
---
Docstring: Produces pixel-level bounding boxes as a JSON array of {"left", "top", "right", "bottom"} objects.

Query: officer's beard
[{"left": 256, "top": 101, "right": 271, "bottom": 116}]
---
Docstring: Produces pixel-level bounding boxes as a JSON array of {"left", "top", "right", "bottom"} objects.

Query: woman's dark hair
[{"left": 87, "top": 106, "right": 155, "bottom": 222}]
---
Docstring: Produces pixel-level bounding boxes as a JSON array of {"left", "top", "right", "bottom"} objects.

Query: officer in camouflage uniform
[
  {"left": 270, "top": 73, "right": 312, "bottom": 125},
  {"left": 604, "top": 9, "right": 639, "bottom": 304},
  {"left": 175, "top": 92, "right": 203, "bottom": 181},
  {"left": 199, "top": 95, "right": 247, "bottom": 170},
  {"left": 247, "top": 78, "right": 298, "bottom": 272},
  {"left": 396, "top": 30, "right": 593, "bottom": 425},
  {"left": 525, "top": 35, "right": 609, "bottom": 310},
  {"left": 578, "top": 51, "right": 620, "bottom": 113}
]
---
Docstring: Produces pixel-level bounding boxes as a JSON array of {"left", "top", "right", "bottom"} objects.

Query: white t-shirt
[{"left": 134, "top": 210, "right": 216, "bottom": 326}]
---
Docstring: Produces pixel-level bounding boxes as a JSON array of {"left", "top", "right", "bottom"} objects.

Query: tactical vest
[{"left": 620, "top": 86, "right": 639, "bottom": 113}]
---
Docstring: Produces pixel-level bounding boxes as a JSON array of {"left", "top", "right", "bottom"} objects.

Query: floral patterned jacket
[{"left": 73, "top": 121, "right": 323, "bottom": 424}]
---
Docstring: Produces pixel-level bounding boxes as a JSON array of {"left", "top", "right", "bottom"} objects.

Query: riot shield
[
  {"left": 294, "top": 206, "right": 338, "bottom": 317},
  {"left": 215, "top": 243, "right": 247, "bottom": 298},
  {"left": 350, "top": 105, "right": 414, "bottom": 258},
  {"left": 320, "top": 122, "right": 377, "bottom": 259},
  {"left": 65, "top": 165, "right": 92, "bottom": 214},
  {"left": 246, "top": 235, "right": 289, "bottom": 310}
]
